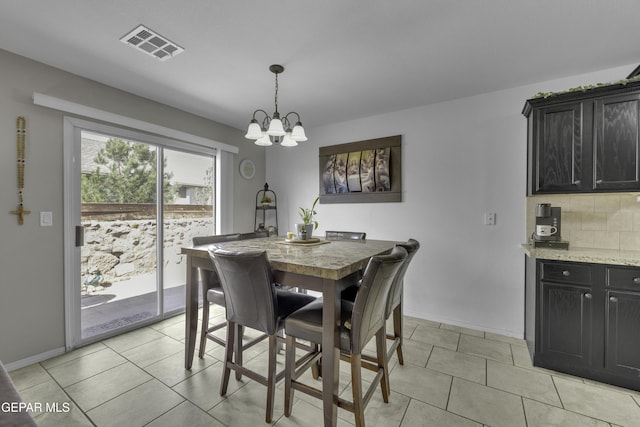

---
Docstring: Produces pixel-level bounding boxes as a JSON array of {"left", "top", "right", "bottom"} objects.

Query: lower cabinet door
[
  {"left": 605, "top": 290, "right": 640, "bottom": 376},
  {"left": 540, "top": 281, "right": 593, "bottom": 368}
]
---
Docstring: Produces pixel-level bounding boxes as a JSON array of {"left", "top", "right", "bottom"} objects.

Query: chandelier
[{"left": 244, "top": 64, "right": 307, "bottom": 147}]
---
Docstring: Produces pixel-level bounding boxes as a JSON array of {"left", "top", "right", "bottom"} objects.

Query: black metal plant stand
[{"left": 254, "top": 183, "right": 278, "bottom": 234}]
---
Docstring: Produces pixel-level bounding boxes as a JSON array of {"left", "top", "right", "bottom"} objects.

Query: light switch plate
[{"left": 40, "top": 211, "right": 53, "bottom": 227}]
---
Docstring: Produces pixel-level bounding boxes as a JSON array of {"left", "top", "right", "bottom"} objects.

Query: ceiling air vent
[{"left": 120, "top": 25, "right": 184, "bottom": 61}]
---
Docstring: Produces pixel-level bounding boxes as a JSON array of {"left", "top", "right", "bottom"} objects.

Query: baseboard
[
  {"left": 403, "top": 309, "right": 524, "bottom": 340},
  {"left": 4, "top": 347, "right": 66, "bottom": 372}
]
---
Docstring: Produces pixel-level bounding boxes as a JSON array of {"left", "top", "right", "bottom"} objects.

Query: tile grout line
[
  {"left": 485, "top": 357, "right": 488, "bottom": 387},
  {"left": 45, "top": 348, "right": 130, "bottom": 389},
  {"left": 37, "top": 361, "right": 98, "bottom": 426},
  {"left": 547, "top": 375, "right": 630, "bottom": 426},
  {"left": 83, "top": 377, "right": 156, "bottom": 419},
  {"left": 520, "top": 396, "right": 529, "bottom": 427},
  {"left": 141, "top": 399, "right": 189, "bottom": 426}
]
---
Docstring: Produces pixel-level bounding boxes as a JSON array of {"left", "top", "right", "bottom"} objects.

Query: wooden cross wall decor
[
  {"left": 11, "top": 204, "right": 31, "bottom": 225},
  {"left": 11, "top": 116, "right": 30, "bottom": 225}
]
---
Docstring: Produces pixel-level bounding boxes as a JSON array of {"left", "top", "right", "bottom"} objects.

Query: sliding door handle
[{"left": 75, "top": 225, "right": 84, "bottom": 247}]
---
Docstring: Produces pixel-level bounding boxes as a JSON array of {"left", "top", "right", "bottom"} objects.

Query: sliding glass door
[
  {"left": 65, "top": 119, "right": 215, "bottom": 346},
  {"left": 162, "top": 149, "right": 215, "bottom": 313},
  {"left": 79, "top": 131, "right": 161, "bottom": 339}
]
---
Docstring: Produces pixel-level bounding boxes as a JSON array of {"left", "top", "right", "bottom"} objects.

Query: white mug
[{"left": 536, "top": 225, "right": 558, "bottom": 236}]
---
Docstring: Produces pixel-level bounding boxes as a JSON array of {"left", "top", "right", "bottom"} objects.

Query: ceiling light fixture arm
[
  {"left": 283, "top": 111, "right": 301, "bottom": 128},
  {"left": 249, "top": 109, "right": 271, "bottom": 129}
]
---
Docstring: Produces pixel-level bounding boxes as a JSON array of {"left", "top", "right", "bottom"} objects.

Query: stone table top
[
  {"left": 521, "top": 244, "right": 640, "bottom": 267},
  {"left": 181, "top": 236, "right": 398, "bottom": 280}
]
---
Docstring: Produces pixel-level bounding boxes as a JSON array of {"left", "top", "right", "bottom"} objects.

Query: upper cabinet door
[
  {"left": 533, "top": 102, "right": 585, "bottom": 193},
  {"left": 594, "top": 94, "right": 640, "bottom": 190}
]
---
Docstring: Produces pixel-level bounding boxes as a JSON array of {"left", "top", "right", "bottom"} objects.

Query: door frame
[{"left": 63, "top": 116, "right": 220, "bottom": 350}]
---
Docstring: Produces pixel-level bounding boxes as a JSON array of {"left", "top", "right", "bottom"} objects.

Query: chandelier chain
[{"left": 274, "top": 72, "right": 279, "bottom": 114}]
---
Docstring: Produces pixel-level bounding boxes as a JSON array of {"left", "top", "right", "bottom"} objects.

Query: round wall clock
[{"left": 239, "top": 159, "right": 256, "bottom": 180}]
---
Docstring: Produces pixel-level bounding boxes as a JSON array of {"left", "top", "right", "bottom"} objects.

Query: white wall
[
  {"left": 0, "top": 49, "right": 264, "bottom": 365},
  {"left": 267, "top": 63, "right": 636, "bottom": 338}
]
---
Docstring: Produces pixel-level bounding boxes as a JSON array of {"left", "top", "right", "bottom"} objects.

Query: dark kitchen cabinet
[
  {"left": 539, "top": 282, "right": 593, "bottom": 369},
  {"left": 594, "top": 93, "right": 640, "bottom": 190},
  {"left": 605, "top": 290, "right": 640, "bottom": 377},
  {"left": 525, "top": 258, "right": 640, "bottom": 391},
  {"left": 524, "top": 81, "right": 640, "bottom": 195},
  {"left": 536, "top": 261, "right": 594, "bottom": 370},
  {"left": 531, "top": 102, "right": 587, "bottom": 193},
  {"left": 604, "top": 266, "right": 640, "bottom": 380}
]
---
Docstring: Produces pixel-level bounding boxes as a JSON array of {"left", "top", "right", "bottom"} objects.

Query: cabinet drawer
[
  {"left": 606, "top": 266, "right": 640, "bottom": 290},
  {"left": 540, "top": 262, "right": 592, "bottom": 285}
]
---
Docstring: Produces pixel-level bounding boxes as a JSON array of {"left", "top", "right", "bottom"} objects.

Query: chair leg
[
  {"left": 311, "top": 344, "right": 321, "bottom": 380},
  {"left": 220, "top": 321, "right": 235, "bottom": 396},
  {"left": 235, "top": 325, "right": 244, "bottom": 381},
  {"left": 276, "top": 330, "right": 285, "bottom": 353},
  {"left": 351, "top": 353, "right": 365, "bottom": 427},
  {"left": 284, "top": 335, "right": 296, "bottom": 417},
  {"left": 376, "top": 328, "right": 390, "bottom": 402},
  {"left": 393, "top": 303, "right": 404, "bottom": 365},
  {"left": 265, "top": 334, "right": 278, "bottom": 423},
  {"left": 198, "top": 301, "right": 210, "bottom": 358}
]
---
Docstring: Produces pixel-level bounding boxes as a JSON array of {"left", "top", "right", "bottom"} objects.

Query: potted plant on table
[{"left": 296, "top": 196, "right": 319, "bottom": 240}]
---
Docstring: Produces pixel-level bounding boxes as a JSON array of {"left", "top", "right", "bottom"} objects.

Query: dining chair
[
  {"left": 209, "top": 248, "right": 317, "bottom": 423},
  {"left": 192, "top": 233, "right": 241, "bottom": 358},
  {"left": 239, "top": 230, "right": 269, "bottom": 239},
  {"left": 325, "top": 230, "right": 368, "bottom": 289},
  {"left": 325, "top": 230, "right": 367, "bottom": 240},
  {"left": 342, "top": 238, "right": 419, "bottom": 365},
  {"left": 0, "top": 361, "right": 37, "bottom": 426},
  {"left": 384, "top": 239, "right": 420, "bottom": 365},
  {"left": 283, "top": 246, "right": 408, "bottom": 427}
]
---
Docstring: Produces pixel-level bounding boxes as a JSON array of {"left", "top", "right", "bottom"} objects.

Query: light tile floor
[{"left": 9, "top": 308, "right": 640, "bottom": 426}]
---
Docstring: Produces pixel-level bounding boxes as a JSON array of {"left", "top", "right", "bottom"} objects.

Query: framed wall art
[{"left": 319, "top": 135, "right": 401, "bottom": 204}]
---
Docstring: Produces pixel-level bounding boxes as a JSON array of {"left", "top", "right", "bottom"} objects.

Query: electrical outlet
[{"left": 484, "top": 212, "right": 496, "bottom": 226}]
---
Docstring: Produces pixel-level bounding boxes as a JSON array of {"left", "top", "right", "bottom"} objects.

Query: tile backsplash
[{"left": 526, "top": 193, "right": 640, "bottom": 251}]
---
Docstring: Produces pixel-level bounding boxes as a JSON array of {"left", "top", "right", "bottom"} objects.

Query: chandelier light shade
[
  {"left": 245, "top": 64, "right": 307, "bottom": 147},
  {"left": 255, "top": 134, "right": 273, "bottom": 146},
  {"left": 290, "top": 122, "right": 308, "bottom": 141},
  {"left": 245, "top": 120, "right": 263, "bottom": 139}
]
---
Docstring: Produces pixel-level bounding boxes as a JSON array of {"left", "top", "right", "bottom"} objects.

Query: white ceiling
[{"left": 1, "top": 0, "right": 639, "bottom": 131}]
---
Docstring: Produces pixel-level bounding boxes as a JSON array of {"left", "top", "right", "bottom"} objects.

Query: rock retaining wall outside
[{"left": 81, "top": 217, "right": 214, "bottom": 285}]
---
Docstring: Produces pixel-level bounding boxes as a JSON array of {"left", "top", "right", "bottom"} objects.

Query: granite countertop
[
  {"left": 182, "top": 236, "right": 397, "bottom": 280},
  {"left": 522, "top": 244, "right": 640, "bottom": 267}
]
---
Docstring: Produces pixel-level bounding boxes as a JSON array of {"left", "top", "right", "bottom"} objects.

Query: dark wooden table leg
[{"left": 322, "top": 278, "right": 340, "bottom": 427}]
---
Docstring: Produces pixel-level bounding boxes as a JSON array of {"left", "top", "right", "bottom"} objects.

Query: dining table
[{"left": 181, "top": 235, "right": 398, "bottom": 427}]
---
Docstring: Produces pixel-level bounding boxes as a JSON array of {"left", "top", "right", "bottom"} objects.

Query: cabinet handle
[
  {"left": 573, "top": 180, "right": 581, "bottom": 185},
  {"left": 562, "top": 270, "right": 571, "bottom": 277},
  {"left": 610, "top": 296, "right": 618, "bottom": 303},
  {"left": 633, "top": 277, "right": 640, "bottom": 285},
  {"left": 596, "top": 179, "right": 603, "bottom": 184},
  {"left": 584, "top": 293, "right": 592, "bottom": 299}
]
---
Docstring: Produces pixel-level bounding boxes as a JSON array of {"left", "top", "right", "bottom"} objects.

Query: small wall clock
[{"left": 239, "top": 159, "right": 256, "bottom": 180}]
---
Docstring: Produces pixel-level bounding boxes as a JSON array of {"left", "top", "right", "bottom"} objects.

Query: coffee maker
[{"left": 532, "top": 203, "right": 569, "bottom": 249}]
